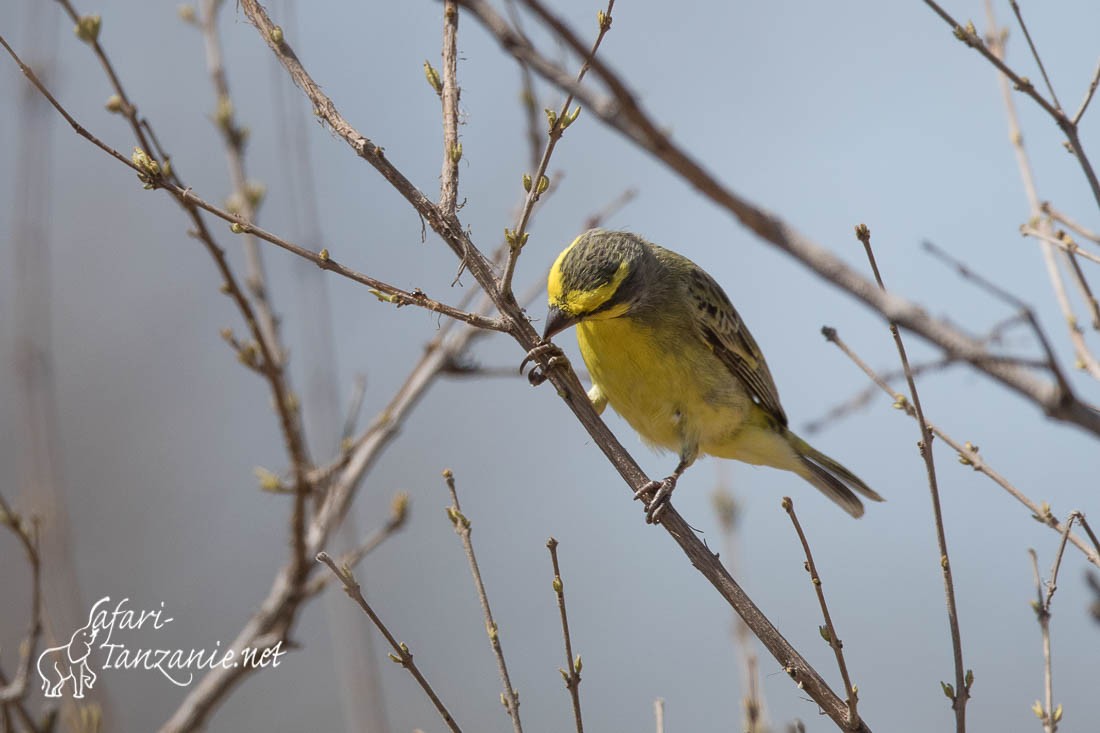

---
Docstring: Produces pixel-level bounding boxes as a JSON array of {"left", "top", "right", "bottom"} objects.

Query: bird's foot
[
  {"left": 635, "top": 475, "right": 678, "bottom": 524},
  {"left": 520, "top": 341, "right": 567, "bottom": 386}
]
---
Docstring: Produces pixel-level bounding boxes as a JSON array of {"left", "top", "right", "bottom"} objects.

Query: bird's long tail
[{"left": 788, "top": 432, "right": 883, "bottom": 518}]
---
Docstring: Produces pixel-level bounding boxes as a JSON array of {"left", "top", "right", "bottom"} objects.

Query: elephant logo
[{"left": 37, "top": 603, "right": 103, "bottom": 698}]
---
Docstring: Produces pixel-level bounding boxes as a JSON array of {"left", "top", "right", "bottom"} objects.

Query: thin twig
[
  {"left": 856, "top": 225, "right": 969, "bottom": 731},
  {"left": 1078, "top": 514, "right": 1100, "bottom": 555},
  {"left": 1020, "top": 226, "right": 1100, "bottom": 267},
  {"left": 1019, "top": 225, "right": 1100, "bottom": 330},
  {"left": 547, "top": 538, "right": 584, "bottom": 733},
  {"left": 316, "top": 552, "right": 463, "bottom": 733},
  {"left": 782, "top": 497, "right": 859, "bottom": 729},
  {"left": 55, "top": 0, "right": 155, "bottom": 160},
  {"left": 439, "top": 0, "right": 461, "bottom": 216},
  {"left": 0, "top": 50, "right": 506, "bottom": 333},
  {"left": 192, "top": 0, "right": 317, "bottom": 591},
  {"left": 806, "top": 307, "right": 1047, "bottom": 435},
  {"left": 1027, "top": 512, "right": 1079, "bottom": 733},
  {"left": 1043, "top": 514, "right": 1078, "bottom": 609},
  {"left": 1042, "top": 202, "right": 1100, "bottom": 246},
  {"left": 1027, "top": 550, "right": 1054, "bottom": 733},
  {"left": 920, "top": 0, "right": 1100, "bottom": 217},
  {"left": 821, "top": 326, "right": 1099, "bottom": 568},
  {"left": 920, "top": 240, "right": 1077, "bottom": 395},
  {"left": 198, "top": 0, "right": 282, "bottom": 356},
  {"left": 1007, "top": 1, "right": 1062, "bottom": 111},
  {"left": 803, "top": 357, "right": 956, "bottom": 434},
  {"left": 1072, "top": 57, "right": 1100, "bottom": 125},
  {"left": 1061, "top": 241, "right": 1100, "bottom": 331},
  {"left": 499, "top": 0, "right": 615, "bottom": 297},
  {"left": 166, "top": 310, "right": 489, "bottom": 730},
  {"left": 304, "top": 492, "right": 410, "bottom": 598},
  {"left": 39, "top": 2, "right": 315, "bottom": 580},
  {"left": 443, "top": 470, "right": 523, "bottom": 733}
]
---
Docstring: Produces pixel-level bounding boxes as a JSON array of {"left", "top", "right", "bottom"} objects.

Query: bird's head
[{"left": 543, "top": 229, "right": 653, "bottom": 339}]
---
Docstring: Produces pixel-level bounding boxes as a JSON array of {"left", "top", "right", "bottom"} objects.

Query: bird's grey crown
[{"left": 559, "top": 228, "right": 649, "bottom": 293}]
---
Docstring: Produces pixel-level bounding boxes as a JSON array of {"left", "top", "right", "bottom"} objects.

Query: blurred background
[{"left": 2, "top": 1, "right": 1099, "bottom": 731}]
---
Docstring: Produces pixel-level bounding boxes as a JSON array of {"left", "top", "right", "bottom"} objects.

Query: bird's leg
[
  {"left": 634, "top": 455, "right": 692, "bottom": 524},
  {"left": 520, "top": 340, "right": 567, "bottom": 386}
]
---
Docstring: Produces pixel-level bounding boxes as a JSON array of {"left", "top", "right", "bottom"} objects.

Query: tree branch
[{"left": 458, "top": 0, "right": 1100, "bottom": 438}]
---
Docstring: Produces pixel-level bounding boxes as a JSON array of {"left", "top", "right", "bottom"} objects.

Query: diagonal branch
[
  {"left": 783, "top": 497, "right": 859, "bottom": 728},
  {"left": 317, "top": 553, "right": 463, "bottom": 733},
  {"left": 234, "top": 3, "right": 874, "bottom": 728},
  {"left": 822, "top": 326, "right": 1099, "bottom": 568},
  {"left": 443, "top": 470, "right": 523, "bottom": 733},
  {"left": 499, "top": 0, "right": 615, "bottom": 297},
  {"left": 459, "top": 0, "right": 1100, "bottom": 438}
]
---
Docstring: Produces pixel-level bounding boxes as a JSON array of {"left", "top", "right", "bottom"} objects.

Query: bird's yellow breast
[{"left": 577, "top": 315, "right": 753, "bottom": 456}]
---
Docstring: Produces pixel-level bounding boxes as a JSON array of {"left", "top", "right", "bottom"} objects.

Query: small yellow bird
[{"left": 534, "top": 228, "right": 882, "bottom": 522}]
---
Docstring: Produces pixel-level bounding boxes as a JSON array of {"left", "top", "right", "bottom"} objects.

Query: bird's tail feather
[{"left": 789, "top": 433, "right": 883, "bottom": 518}]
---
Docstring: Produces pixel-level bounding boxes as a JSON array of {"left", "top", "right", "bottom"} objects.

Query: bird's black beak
[{"left": 542, "top": 305, "right": 578, "bottom": 340}]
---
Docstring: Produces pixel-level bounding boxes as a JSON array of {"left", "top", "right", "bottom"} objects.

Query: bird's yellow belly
[{"left": 577, "top": 317, "right": 752, "bottom": 457}]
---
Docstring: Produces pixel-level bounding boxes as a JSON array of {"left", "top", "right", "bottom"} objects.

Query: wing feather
[{"left": 686, "top": 267, "right": 788, "bottom": 426}]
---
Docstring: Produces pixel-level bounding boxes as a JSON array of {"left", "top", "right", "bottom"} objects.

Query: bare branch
[
  {"left": 1043, "top": 202, "right": 1100, "bottom": 247},
  {"left": 782, "top": 497, "right": 859, "bottom": 729},
  {"left": 857, "top": 226, "right": 969, "bottom": 730},
  {"left": 547, "top": 538, "right": 584, "bottom": 733},
  {"left": 0, "top": 47, "right": 509, "bottom": 334},
  {"left": 316, "top": 552, "right": 463, "bottom": 733},
  {"left": 23, "top": 1, "right": 318, "bottom": 584},
  {"left": 1079, "top": 514, "right": 1100, "bottom": 555},
  {"left": 9, "top": 6, "right": 877, "bottom": 733},
  {"left": 1021, "top": 226, "right": 1100, "bottom": 267},
  {"left": 443, "top": 470, "right": 523, "bottom": 733},
  {"left": 459, "top": 0, "right": 1100, "bottom": 437},
  {"left": 1072, "top": 57, "right": 1100, "bottom": 125},
  {"left": 1028, "top": 511, "right": 1079, "bottom": 733},
  {"left": 197, "top": 0, "right": 282, "bottom": 356},
  {"left": 499, "top": 0, "right": 616, "bottom": 298},
  {"left": 921, "top": 240, "right": 1077, "bottom": 393},
  {"left": 165, "top": 316, "right": 487, "bottom": 729},
  {"left": 304, "top": 492, "right": 410, "bottom": 599},
  {"left": 822, "top": 326, "right": 1099, "bottom": 568},
  {"left": 983, "top": 8, "right": 1100, "bottom": 378},
  {"left": 439, "top": 0, "right": 461, "bottom": 216},
  {"left": 1007, "top": 1, "right": 1062, "bottom": 111}
]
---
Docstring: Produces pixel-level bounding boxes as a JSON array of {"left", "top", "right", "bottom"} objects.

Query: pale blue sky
[{"left": 2, "top": 1, "right": 1099, "bottom": 731}]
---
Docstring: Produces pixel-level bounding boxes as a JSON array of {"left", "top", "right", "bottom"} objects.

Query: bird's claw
[
  {"left": 634, "top": 476, "right": 678, "bottom": 524},
  {"left": 520, "top": 341, "right": 566, "bottom": 386}
]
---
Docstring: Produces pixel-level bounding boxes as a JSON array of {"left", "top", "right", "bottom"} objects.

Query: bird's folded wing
[{"left": 687, "top": 267, "right": 788, "bottom": 427}]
